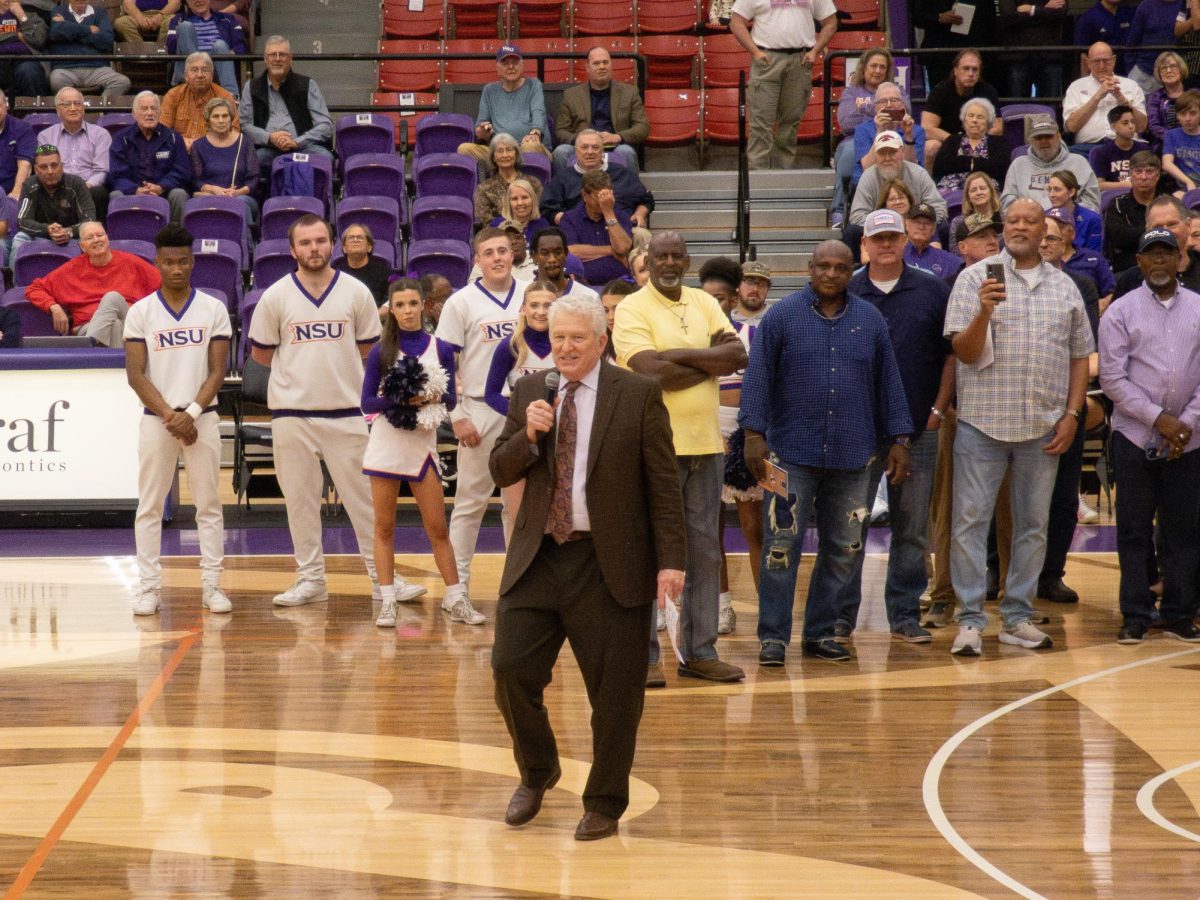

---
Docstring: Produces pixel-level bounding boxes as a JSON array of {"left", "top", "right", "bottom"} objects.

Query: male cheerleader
[
  {"left": 434, "top": 226, "right": 530, "bottom": 622},
  {"left": 124, "top": 224, "right": 231, "bottom": 615},
  {"left": 249, "top": 214, "right": 426, "bottom": 608}
]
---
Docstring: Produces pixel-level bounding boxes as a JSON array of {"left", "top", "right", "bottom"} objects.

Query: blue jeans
[
  {"left": 648, "top": 453, "right": 722, "bottom": 664},
  {"left": 757, "top": 460, "right": 871, "bottom": 644},
  {"left": 830, "top": 136, "right": 855, "bottom": 221},
  {"left": 836, "top": 429, "right": 938, "bottom": 630},
  {"left": 173, "top": 23, "right": 239, "bottom": 97},
  {"left": 551, "top": 142, "right": 638, "bottom": 178},
  {"left": 951, "top": 421, "right": 1059, "bottom": 630}
]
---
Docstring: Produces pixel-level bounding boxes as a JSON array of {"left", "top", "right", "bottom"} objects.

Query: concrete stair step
[{"left": 652, "top": 207, "right": 830, "bottom": 229}]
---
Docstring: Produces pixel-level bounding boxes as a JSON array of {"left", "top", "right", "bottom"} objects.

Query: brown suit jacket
[
  {"left": 554, "top": 81, "right": 651, "bottom": 148},
  {"left": 488, "top": 361, "right": 685, "bottom": 607}
]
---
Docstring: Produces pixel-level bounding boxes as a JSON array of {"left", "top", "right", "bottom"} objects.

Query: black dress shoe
[
  {"left": 1038, "top": 577, "right": 1079, "bottom": 604},
  {"left": 645, "top": 661, "right": 666, "bottom": 689},
  {"left": 574, "top": 811, "right": 619, "bottom": 841},
  {"left": 1117, "top": 621, "right": 1148, "bottom": 644},
  {"left": 1162, "top": 619, "right": 1200, "bottom": 642},
  {"left": 801, "top": 638, "right": 851, "bottom": 661},
  {"left": 758, "top": 640, "right": 786, "bottom": 667},
  {"left": 504, "top": 769, "right": 561, "bottom": 826}
]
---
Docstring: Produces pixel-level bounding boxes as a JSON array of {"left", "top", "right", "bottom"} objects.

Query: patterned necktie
[{"left": 547, "top": 381, "right": 581, "bottom": 544}]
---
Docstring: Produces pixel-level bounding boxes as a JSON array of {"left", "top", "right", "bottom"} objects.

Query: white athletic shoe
[
  {"left": 273, "top": 579, "right": 329, "bottom": 607},
  {"left": 656, "top": 608, "right": 666, "bottom": 631},
  {"left": 999, "top": 621, "right": 1053, "bottom": 649},
  {"left": 202, "top": 585, "right": 233, "bottom": 614},
  {"left": 132, "top": 588, "right": 161, "bottom": 616},
  {"left": 718, "top": 605, "right": 736, "bottom": 635},
  {"left": 950, "top": 625, "right": 982, "bottom": 656},
  {"left": 443, "top": 596, "right": 486, "bottom": 625},
  {"left": 1077, "top": 495, "right": 1100, "bottom": 524},
  {"left": 376, "top": 599, "right": 398, "bottom": 628},
  {"left": 372, "top": 581, "right": 428, "bottom": 602}
]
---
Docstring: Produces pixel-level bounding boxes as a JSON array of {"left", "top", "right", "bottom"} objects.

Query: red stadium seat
[
  {"left": 639, "top": 35, "right": 699, "bottom": 89},
  {"left": 572, "top": 0, "right": 631, "bottom": 35},
  {"left": 570, "top": 36, "right": 637, "bottom": 83},
  {"left": 378, "top": 40, "right": 442, "bottom": 93},
  {"left": 643, "top": 89, "right": 700, "bottom": 145},
  {"left": 635, "top": 0, "right": 699, "bottom": 34},
  {"left": 382, "top": 0, "right": 445, "bottom": 39},
  {"left": 838, "top": 0, "right": 879, "bottom": 28},
  {"left": 518, "top": 37, "right": 573, "bottom": 83},
  {"left": 701, "top": 33, "right": 750, "bottom": 88},
  {"left": 796, "top": 87, "right": 840, "bottom": 144},
  {"left": 813, "top": 30, "right": 886, "bottom": 85},
  {"left": 448, "top": 0, "right": 506, "bottom": 38},
  {"left": 702, "top": 87, "right": 741, "bottom": 143},
  {"left": 511, "top": 0, "right": 565, "bottom": 37},
  {"left": 372, "top": 91, "right": 440, "bottom": 147},
  {"left": 444, "top": 39, "right": 504, "bottom": 83}
]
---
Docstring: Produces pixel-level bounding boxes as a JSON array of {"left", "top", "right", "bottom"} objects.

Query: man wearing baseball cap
[
  {"left": 458, "top": 44, "right": 550, "bottom": 164},
  {"left": 1099, "top": 227, "right": 1200, "bottom": 644},
  {"left": 833, "top": 209, "right": 954, "bottom": 646},
  {"left": 1000, "top": 114, "right": 1100, "bottom": 213},
  {"left": 903, "top": 202, "right": 961, "bottom": 282}
]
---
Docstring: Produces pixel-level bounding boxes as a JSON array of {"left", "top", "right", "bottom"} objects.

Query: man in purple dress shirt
[
  {"left": 903, "top": 203, "right": 962, "bottom": 283},
  {"left": 1098, "top": 227, "right": 1200, "bottom": 645},
  {"left": 560, "top": 169, "right": 633, "bottom": 287},
  {"left": 38, "top": 86, "right": 110, "bottom": 219}
]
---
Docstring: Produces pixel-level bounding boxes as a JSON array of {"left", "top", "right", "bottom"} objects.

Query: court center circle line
[
  {"left": 1136, "top": 760, "right": 1200, "bottom": 843},
  {"left": 922, "top": 646, "right": 1200, "bottom": 900}
]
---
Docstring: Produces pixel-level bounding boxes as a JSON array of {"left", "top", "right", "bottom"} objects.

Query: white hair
[
  {"left": 185, "top": 51, "right": 213, "bottom": 70},
  {"left": 133, "top": 90, "right": 160, "bottom": 109},
  {"left": 960, "top": 96, "right": 996, "bottom": 129},
  {"left": 548, "top": 293, "right": 607, "bottom": 337}
]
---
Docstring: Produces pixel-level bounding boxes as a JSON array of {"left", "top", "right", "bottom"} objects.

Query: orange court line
[{"left": 4, "top": 630, "right": 201, "bottom": 898}]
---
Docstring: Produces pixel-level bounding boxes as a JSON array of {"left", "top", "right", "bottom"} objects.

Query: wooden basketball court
[{"left": 1, "top": 545, "right": 1198, "bottom": 897}]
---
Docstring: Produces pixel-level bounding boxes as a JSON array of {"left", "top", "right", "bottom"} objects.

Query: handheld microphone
[{"left": 544, "top": 369, "right": 561, "bottom": 404}]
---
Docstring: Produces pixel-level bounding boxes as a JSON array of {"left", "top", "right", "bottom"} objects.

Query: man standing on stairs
[{"left": 729, "top": 0, "right": 837, "bottom": 170}]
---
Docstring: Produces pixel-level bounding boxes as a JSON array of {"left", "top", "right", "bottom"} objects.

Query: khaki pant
[
  {"left": 457, "top": 134, "right": 550, "bottom": 164},
  {"left": 113, "top": 13, "right": 173, "bottom": 44},
  {"left": 746, "top": 49, "right": 812, "bottom": 170}
]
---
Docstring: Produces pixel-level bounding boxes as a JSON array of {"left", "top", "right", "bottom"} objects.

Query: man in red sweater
[{"left": 25, "top": 220, "right": 161, "bottom": 346}]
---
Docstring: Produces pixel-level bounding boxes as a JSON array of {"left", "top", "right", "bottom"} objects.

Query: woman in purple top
[
  {"left": 1048, "top": 169, "right": 1103, "bottom": 252},
  {"left": 481, "top": 280, "right": 557, "bottom": 543},
  {"left": 832, "top": 48, "right": 906, "bottom": 223},
  {"left": 189, "top": 97, "right": 257, "bottom": 221},
  {"left": 360, "top": 278, "right": 468, "bottom": 628},
  {"left": 1146, "top": 51, "right": 1190, "bottom": 148},
  {"left": 487, "top": 177, "right": 550, "bottom": 246}
]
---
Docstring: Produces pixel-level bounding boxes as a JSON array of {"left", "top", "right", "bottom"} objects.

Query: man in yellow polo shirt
[{"left": 613, "top": 232, "right": 749, "bottom": 685}]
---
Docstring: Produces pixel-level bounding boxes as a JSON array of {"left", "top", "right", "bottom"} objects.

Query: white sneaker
[
  {"left": 202, "top": 585, "right": 233, "bottom": 614},
  {"left": 951, "top": 625, "right": 982, "bottom": 656},
  {"left": 132, "top": 588, "right": 161, "bottom": 616},
  {"left": 372, "top": 581, "right": 427, "bottom": 602},
  {"left": 718, "top": 605, "right": 736, "bottom": 634},
  {"left": 273, "top": 579, "right": 329, "bottom": 607},
  {"left": 1077, "top": 495, "right": 1100, "bottom": 524},
  {"left": 999, "top": 621, "right": 1053, "bottom": 649},
  {"left": 443, "top": 596, "right": 486, "bottom": 625},
  {"left": 656, "top": 608, "right": 666, "bottom": 631},
  {"left": 376, "top": 599, "right": 398, "bottom": 627}
]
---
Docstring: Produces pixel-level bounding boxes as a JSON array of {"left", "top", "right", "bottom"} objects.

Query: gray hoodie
[{"left": 1000, "top": 140, "right": 1101, "bottom": 213}]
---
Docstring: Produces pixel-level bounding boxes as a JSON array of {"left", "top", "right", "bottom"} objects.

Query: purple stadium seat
[
  {"left": 410, "top": 194, "right": 474, "bottom": 243},
  {"left": 270, "top": 152, "right": 334, "bottom": 216},
  {"left": 335, "top": 114, "right": 396, "bottom": 172},
  {"left": 1001, "top": 103, "right": 1055, "bottom": 150},
  {"left": 191, "top": 238, "right": 242, "bottom": 309},
  {"left": 21, "top": 112, "right": 60, "bottom": 130},
  {"left": 13, "top": 240, "right": 81, "bottom": 286},
  {"left": 2, "top": 287, "right": 56, "bottom": 337},
  {"left": 260, "top": 195, "right": 324, "bottom": 242},
  {"left": 183, "top": 196, "right": 252, "bottom": 267},
  {"left": 1182, "top": 188, "right": 1200, "bottom": 210},
  {"left": 96, "top": 112, "right": 135, "bottom": 138},
  {"left": 237, "top": 291, "right": 262, "bottom": 367},
  {"left": 941, "top": 188, "right": 963, "bottom": 223},
  {"left": 107, "top": 194, "right": 170, "bottom": 245},
  {"left": 110, "top": 239, "right": 156, "bottom": 263},
  {"left": 412, "top": 152, "right": 477, "bottom": 198},
  {"left": 520, "top": 151, "right": 551, "bottom": 185},
  {"left": 332, "top": 242, "right": 397, "bottom": 269},
  {"left": 253, "top": 239, "right": 297, "bottom": 289},
  {"left": 1100, "top": 187, "right": 1129, "bottom": 216},
  {"left": 414, "top": 113, "right": 475, "bottom": 157},
  {"left": 343, "top": 153, "right": 407, "bottom": 216},
  {"left": 336, "top": 196, "right": 401, "bottom": 255},
  {"left": 406, "top": 238, "right": 472, "bottom": 288}
]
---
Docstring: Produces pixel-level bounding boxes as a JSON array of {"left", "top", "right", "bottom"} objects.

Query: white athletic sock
[
  {"left": 378, "top": 584, "right": 396, "bottom": 604},
  {"left": 445, "top": 583, "right": 467, "bottom": 602},
  {"left": 719, "top": 591, "right": 733, "bottom": 612}
]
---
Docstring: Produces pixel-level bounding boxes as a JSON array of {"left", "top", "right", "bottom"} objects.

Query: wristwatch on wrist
[
  {"left": 893, "top": 435, "right": 911, "bottom": 448},
  {"left": 605, "top": 218, "right": 618, "bottom": 226},
  {"left": 1065, "top": 408, "right": 1082, "bottom": 421},
  {"left": 930, "top": 406, "right": 946, "bottom": 421}
]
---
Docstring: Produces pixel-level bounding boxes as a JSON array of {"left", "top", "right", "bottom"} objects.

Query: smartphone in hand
[{"left": 985, "top": 262, "right": 1006, "bottom": 300}]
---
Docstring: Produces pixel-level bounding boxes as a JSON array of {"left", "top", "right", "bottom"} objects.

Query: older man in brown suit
[
  {"left": 552, "top": 45, "right": 650, "bottom": 175},
  {"left": 489, "top": 292, "right": 685, "bottom": 842}
]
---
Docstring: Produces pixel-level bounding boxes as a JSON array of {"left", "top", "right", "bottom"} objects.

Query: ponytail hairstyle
[
  {"left": 379, "top": 277, "right": 425, "bottom": 371},
  {"left": 510, "top": 279, "right": 560, "bottom": 370}
]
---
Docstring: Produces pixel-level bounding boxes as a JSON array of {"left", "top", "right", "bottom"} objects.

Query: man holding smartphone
[
  {"left": 943, "top": 198, "right": 1094, "bottom": 657},
  {"left": 1099, "top": 228, "right": 1200, "bottom": 644}
]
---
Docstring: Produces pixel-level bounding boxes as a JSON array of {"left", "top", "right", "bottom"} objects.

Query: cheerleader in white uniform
[
  {"left": 482, "top": 279, "right": 559, "bottom": 544},
  {"left": 361, "top": 279, "right": 474, "bottom": 628}
]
